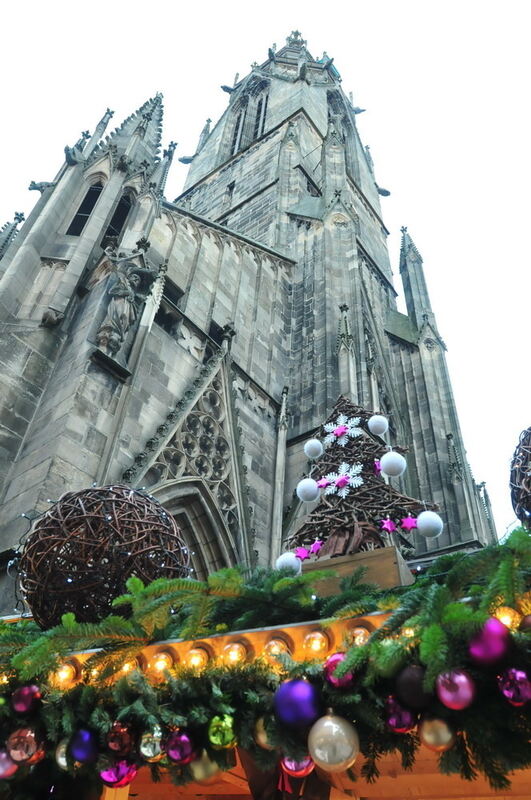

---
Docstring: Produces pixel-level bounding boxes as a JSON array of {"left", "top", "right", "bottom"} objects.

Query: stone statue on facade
[{"left": 96, "top": 260, "right": 156, "bottom": 356}]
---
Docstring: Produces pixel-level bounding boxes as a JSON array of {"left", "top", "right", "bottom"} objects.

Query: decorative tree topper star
[
  {"left": 323, "top": 414, "right": 363, "bottom": 447},
  {"left": 400, "top": 515, "right": 418, "bottom": 531}
]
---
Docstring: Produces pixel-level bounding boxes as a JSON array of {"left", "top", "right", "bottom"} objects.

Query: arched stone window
[{"left": 102, "top": 190, "right": 134, "bottom": 243}]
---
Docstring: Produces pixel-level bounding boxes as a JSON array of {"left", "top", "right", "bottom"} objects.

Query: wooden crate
[{"left": 302, "top": 545, "right": 414, "bottom": 595}]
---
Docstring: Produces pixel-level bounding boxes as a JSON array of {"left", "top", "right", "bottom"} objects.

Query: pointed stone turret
[
  {"left": 0, "top": 213, "right": 24, "bottom": 261},
  {"left": 399, "top": 226, "right": 434, "bottom": 330},
  {"left": 85, "top": 107, "right": 115, "bottom": 158},
  {"left": 196, "top": 119, "right": 212, "bottom": 154},
  {"left": 99, "top": 94, "right": 164, "bottom": 166},
  {"left": 148, "top": 141, "right": 177, "bottom": 195}
]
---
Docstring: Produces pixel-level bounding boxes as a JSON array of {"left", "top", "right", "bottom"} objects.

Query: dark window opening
[
  {"left": 231, "top": 110, "right": 246, "bottom": 155},
  {"left": 227, "top": 181, "right": 235, "bottom": 197},
  {"left": 66, "top": 183, "right": 103, "bottom": 236},
  {"left": 102, "top": 193, "right": 133, "bottom": 242},
  {"left": 253, "top": 99, "right": 263, "bottom": 139},
  {"left": 154, "top": 280, "right": 184, "bottom": 336},
  {"left": 208, "top": 320, "right": 225, "bottom": 346}
]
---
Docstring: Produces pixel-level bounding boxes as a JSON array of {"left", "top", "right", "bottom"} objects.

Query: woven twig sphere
[
  {"left": 510, "top": 427, "right": 531, "bottom": 528},
  {"left": 18, "top": 485, "right": 190, "bottom": 629}
]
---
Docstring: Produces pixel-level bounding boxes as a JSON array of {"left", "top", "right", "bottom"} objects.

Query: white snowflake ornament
[
  {"left": 323, "top": 414, "right": 363, "bottom": 447},
  {"left": 320, "top": 462, "right": 364, "bottom": 498}
]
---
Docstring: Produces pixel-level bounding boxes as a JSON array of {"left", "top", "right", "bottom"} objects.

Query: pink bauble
[
  {"left": 436, "top": 670, "right": 476, "bottom": 710},
  {"left": 165, "top": 729, "right": 198, "bottom": 765},
  {"left": 469, "top": 618, "right": 510, "bottom": 665},
  {"left": 280, "top": 755, "right": 315, "bottom": 778},
  {"left": 385, "top": 696, "right": 416, "bottom": 733},
  {"left": 498, "top": 668, "right": 531, "bottom": 707},
  {"left": 0, "top": 749, "right": 18, "bottom": 779},
  {"left": 323, "top": 652, "right": 355, "bottom": 689},
  {"left": 11, "top": 685, "right": 41, "bottom": 714},
  {"left": 100, "top": 760, "right": 138, "bottom": 788}
]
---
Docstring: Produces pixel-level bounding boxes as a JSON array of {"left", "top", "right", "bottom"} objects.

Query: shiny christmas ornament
[
  {"left": 296, "top": 478, "right": 320, "bottom": 503},
  {"left": 380, "top": 518, "right": 397, "bottom": 533},
  {"left": 469, "top": 617, "right": 510, "bottom": 665},
  {"left": 254, "top": 716, "right": 276, "bottom": 750},
  {"left": 207, "top": 714, "right": 237, "bottom": 749},
  {"left": 323, "top": 652, "right": 355, "bottom": 689},
  {"left": 6, "top": 727, "right": 44, "bottom": 764},
  {"left": 189, "top": 749, "right": 220, "bottom": 782},
  {"left": 100, "top": 760, "right": 138, "bottom": 788},
  {"left": 380, "top": 451, "right": 407, "bottom": 478},
  {"left": 275, "top": 552, "right": 302, "bottom": 575},
  {"left": 55, "top": 739, "right": 69, "bottom": 771},
  {"left": 52, "top": 661, "right": 77, "bottom": 688},
  {"left": 69, "top": 728, "right": 99, "bottom": 763},
  {"left": 106, "top": 721, "right": 135, "bottom": 757},
  {"left": 436, "top": 670, "right": 476, "bottom": 711},
  {"left": 139, "top": 726, "right": 164, "bottom": 762},
  {"left": 400, "top": 515, "right": 418, "bottom": 532},
  {"left": 165, "top": 728, "right": 198, "bottom": 764},
  {"left": 416, "top": 510, "right": 443, "bottom": 538},
  {"left": 385, "top": 696, "right": 417, "bottom": 733},
  {"left": 395, "top": 665, "right": 433, "bottom": 710},
  {"left": 498, "top": 668, "right": 531, "bottom": 707},
  {"left": 0, "top": 749, "right": 18, "bottom": 779},
  {"left": 274, "top": 679, "right": 320, "bottom": 727},
  {"left": 304, "top": 438, "right": 324, "bottom": 459},
  {"left": 308, "top": 713, "right": 359, "bottom": 773},
  {"left": 351, "top": 626, "right": 370, "bottom": 646},
  {"left": 418, "top": 717, "right": 456, "bottom": 752},
  {"left": 11, "top": 684, "right": 41, "bottom": 714},
  {"left": 367, "top": 414, "right": 389, "bottom": 436},
  {"left": 280, "top": 755, "right": 315, "bottom": 778}
]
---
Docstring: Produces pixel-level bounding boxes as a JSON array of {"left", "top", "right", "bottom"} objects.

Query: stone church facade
[{"left": 0, "top": 32, "right": 495, "bottom": 609}]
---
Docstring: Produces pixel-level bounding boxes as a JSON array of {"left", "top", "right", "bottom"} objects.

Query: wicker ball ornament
[
  {"left": 18, "top": 485, "right": 190, "bottom": 629},
  {"left": 510, "top": 427, "right": 531, "bottom": 528}
]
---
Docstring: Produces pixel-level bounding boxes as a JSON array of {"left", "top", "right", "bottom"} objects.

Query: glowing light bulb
[
  {"left": 351, "top": 626, "right": 370, "bottom": 646},
  {"left": 493, "top": 606, "right": 522, "bottom": 631},
  {"left": 402, "top": 627, "right": 417, "bottom": 639},
  {"left": 263, "top": 638, "right": 290, "bottom": 661},
  {"left": 303, "top": 631, "right": 329, "bottom": 656},
  {"left": 149, "top": 651, "right": 174, "bottom": 674},
  {"left": 53, "top": 662, "right": 77, "bottom": 687},
  {"left": 185, "top": 648, "right": 209, "bottom": 670},
  {"left": 223, "top": 642, "right": 247, "bottom": 665},
  {"left": 121, "top": 660, "right": 137, "bottom": 674}
]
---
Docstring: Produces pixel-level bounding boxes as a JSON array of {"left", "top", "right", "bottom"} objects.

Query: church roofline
[{"left": 162, "top": 200, "right": 296, "bottom": 264}]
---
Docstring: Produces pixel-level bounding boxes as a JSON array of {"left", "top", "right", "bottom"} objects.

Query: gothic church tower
[{"left": 0, "top": 33, "right": 495, "bottom": 610}]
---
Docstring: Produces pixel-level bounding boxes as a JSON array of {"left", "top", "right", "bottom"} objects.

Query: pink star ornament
[
  {"left": 380, "top": 518, "right": 397, "bottom": 533},
  {"left": 401, "top": 516, "right": 417, "bottom": 531}
]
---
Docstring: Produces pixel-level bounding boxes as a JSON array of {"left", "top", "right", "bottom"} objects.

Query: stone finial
[
  {"left": 14, "top": 212, "right": 25, "bottom": 223},
  {"left": 287, "top": 30, "right": 307, "bottom": 47}
]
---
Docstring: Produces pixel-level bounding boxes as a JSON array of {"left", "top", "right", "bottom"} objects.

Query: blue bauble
[
  {"left": 69, "top": 729, "right": 98, "bottom": 763},
  {"left": 273, "top": 679, "right": 320, "bottom": 726}
]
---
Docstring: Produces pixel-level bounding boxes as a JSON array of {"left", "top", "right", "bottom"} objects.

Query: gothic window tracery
[{"left": 102, "top": 190, "right": 134, "bottom": 243}]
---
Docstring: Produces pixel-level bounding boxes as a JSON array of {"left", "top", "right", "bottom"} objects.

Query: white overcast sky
[{"left": 1, "top": 0, "right": 529, "bottom": 535}]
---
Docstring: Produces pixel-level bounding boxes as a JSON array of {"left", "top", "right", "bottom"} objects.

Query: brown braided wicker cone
[{"left": 510, "top": 426, "right": 531, "bottom": 529}]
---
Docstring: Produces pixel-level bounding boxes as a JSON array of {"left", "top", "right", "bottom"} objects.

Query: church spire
[
  {"left": 148, "top": 141, "right": 177, "bottom": 195},
  {"left": 99, "top": 94, "right": 164, "bottom": 165},
  {"left": 84, "top": 107, "right": 115, "bottom": 157},
  {"left": 399, "top": 226, "right": 434, "bottom": 330},
  {"left": 0, "top": 212, "right": 24, "bottom": 261}
]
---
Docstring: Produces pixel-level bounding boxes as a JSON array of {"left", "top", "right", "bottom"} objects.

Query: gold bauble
[
  {"left": 189, "top": 749, "right": 220, "bottom": 783},
  {"left": 517, "top": 591, "right": 531, "bottom": 615},
  {"left": 254, "top": 717, "right": 276, "bottom": 751},
  {"left": 418, "top": 717, "right": 456, "bottom": 752},
  {"left": 308, "top": 713, "right": 360, "bottom": 773}
]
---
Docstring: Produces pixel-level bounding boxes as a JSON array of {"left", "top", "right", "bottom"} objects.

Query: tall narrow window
[
  {"left": 231, "top": 110, "right": 246, "bottom": 155},
  {"left": 253, "top": 98, "right": 263, "bottom": 140},
  {"left": 103, "top": 193, "right": 133, "bottom": 242},
  {"left": 66, "top": 183, "right": 103, "bottom": 236}
]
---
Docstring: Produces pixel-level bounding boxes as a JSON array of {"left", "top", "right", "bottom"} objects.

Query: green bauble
[{"left": 207, "top": 714, "right": 237, "bottom": 750}]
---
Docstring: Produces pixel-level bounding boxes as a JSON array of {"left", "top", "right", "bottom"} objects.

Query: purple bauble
[
  {"left": 164, "top": 729, "right": 197, "bottom": 765},
  {"left": 280, "top": 755, "right": 315, "bottom": 778},
  {"left": 436, "top": 670, "right": 476, "bottom": 711},
  {"left": 323, "top": 652, "right": 355, "bottom": 689},
  {"left": 274, "top": 679, "right": 320, "bottom": 727},
  {"left": 385, "top": 695, "right": 416, "bottom": 733},
  {"left": 100, "top": 760, "right": 138, "bottom": 788},
  {"left": 469, "top": 618, "right": 510, "bottom": 665},
  {"left": 69, "top": 729, "right": 98, "bottom": 763},
  {"left": 395, "top": 665, "right": 433, "bottom": 710},
  {"left": 11, "top": 685, "right": 41, "bottom": 714},
  {"left": 498, "top": 668, "right": 531, "bottom": 707},
  {"left": 0, "top": 749, "right": 18, "bottom": 778}
]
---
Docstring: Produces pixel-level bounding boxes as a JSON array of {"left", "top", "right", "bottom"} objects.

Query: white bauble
[
  {"left": 367, "top": 415, "right": 389, "bottom": 436},
  {"left": 380, "top": 451, "right": 407, "bottom": 477},
  {"left": 304, "top": 438, "right": 324, "bottom": 459},
  {"left": 296, "top": 478, "right": 320, "bottom": 502},
  {"left": 275, "top": 552, "right": 302, "bottom": 574},
  {"left": 308, "top": 713, "right": 360, "bottom": 773},
  {"left": 416, "top": 510, "right": 444, "bottom": 538}
]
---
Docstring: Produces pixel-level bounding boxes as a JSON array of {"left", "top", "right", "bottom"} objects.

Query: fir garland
[{"left": 0, "top": 529, "right": 529, "bottom": 797}]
